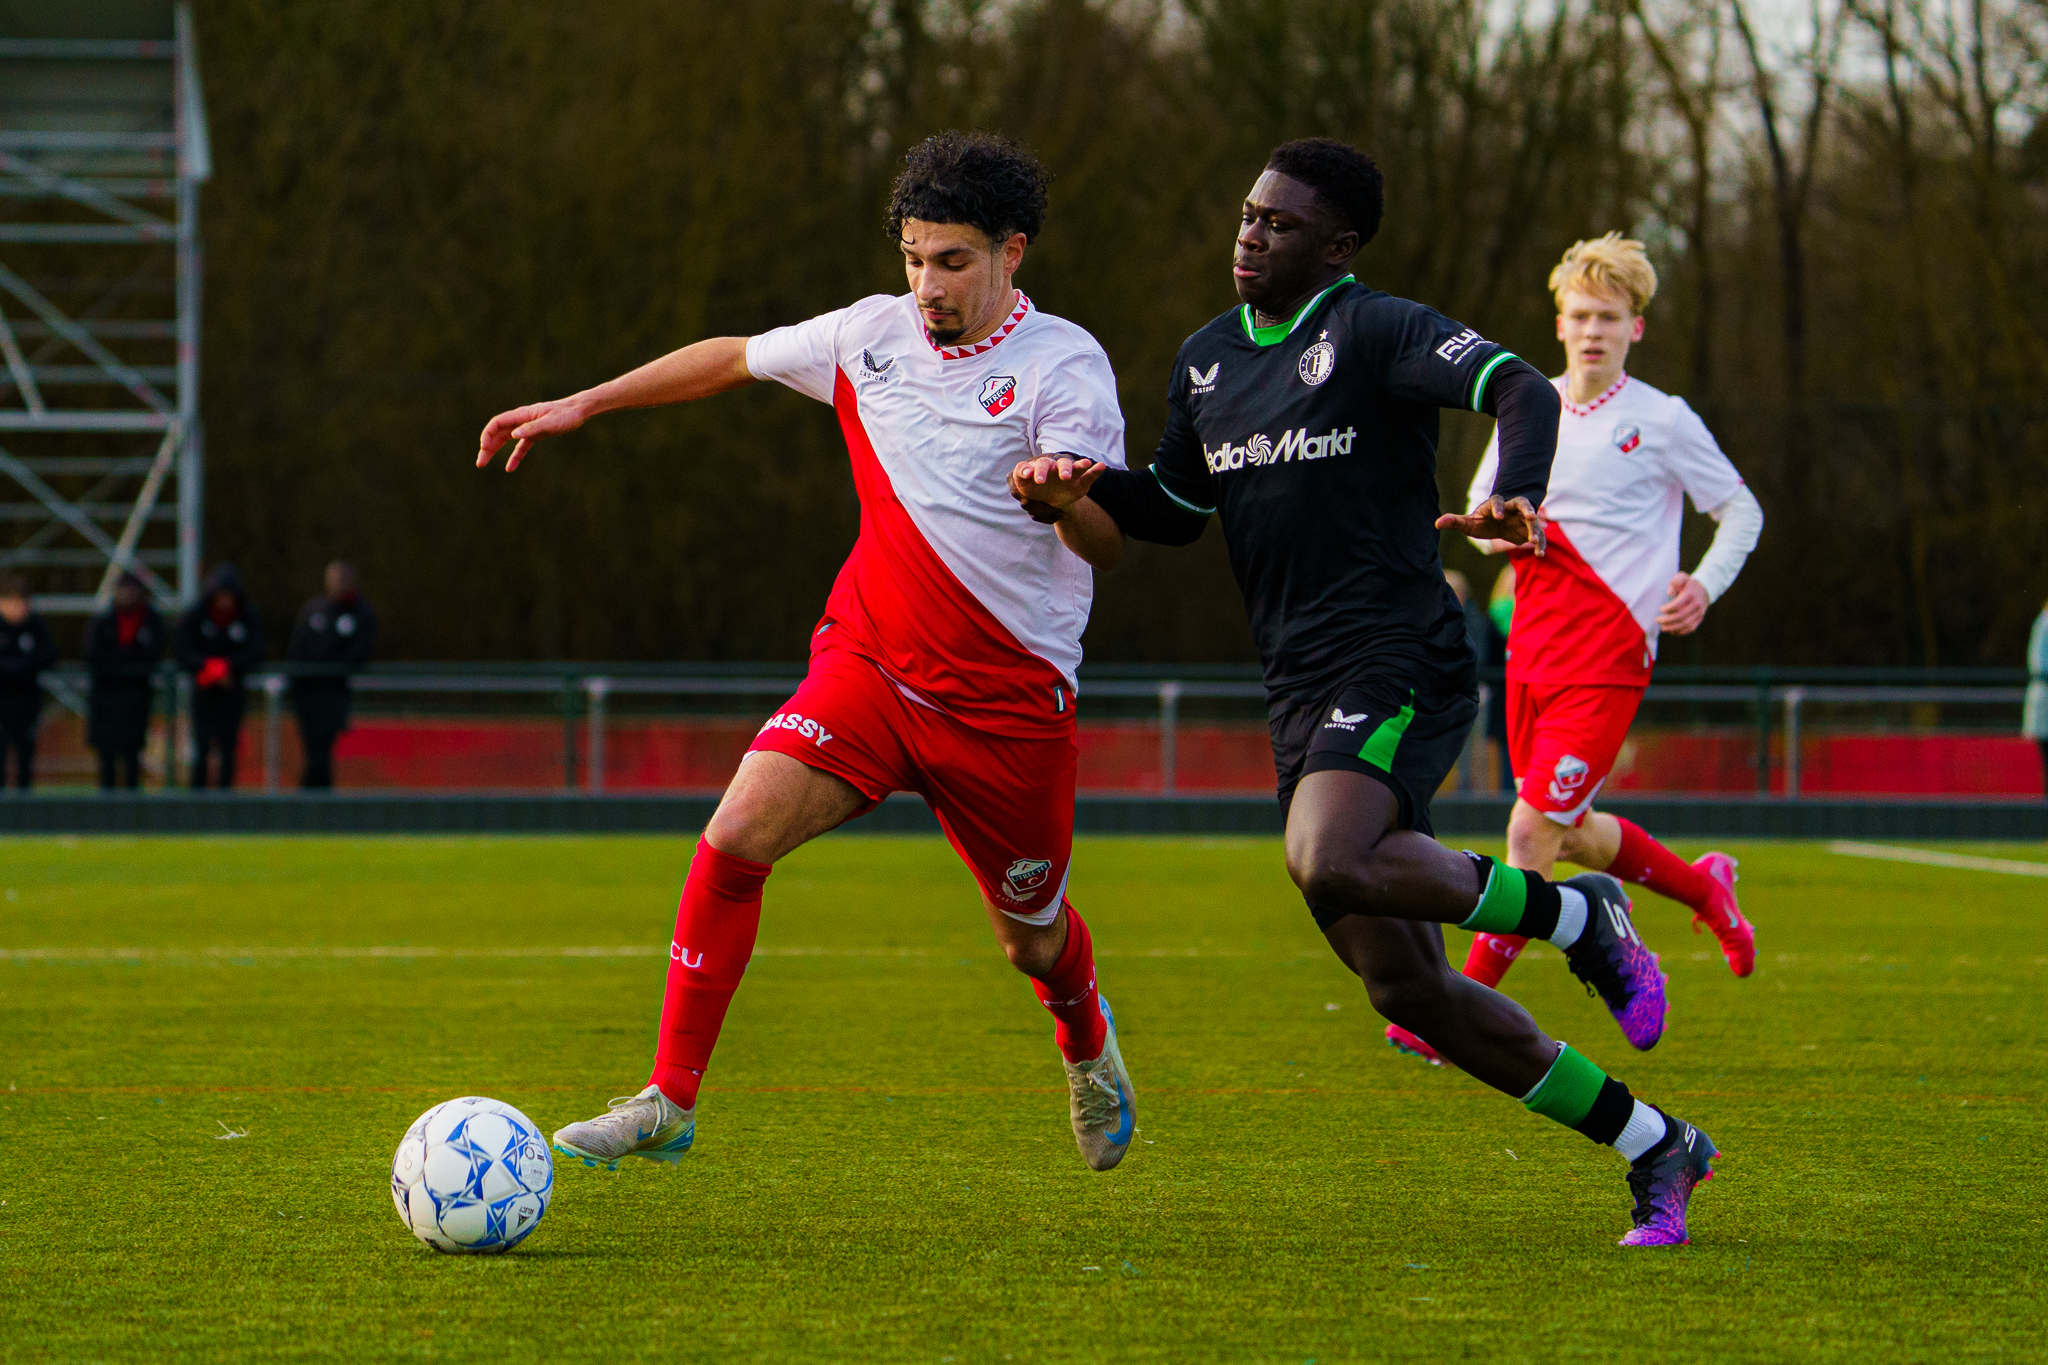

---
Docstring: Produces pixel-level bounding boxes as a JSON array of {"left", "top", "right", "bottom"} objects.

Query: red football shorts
[
  {"left": 745, "top": 643, "right": 1076, "bottom": 926},
  {"left": 1507, "top": 680, "right": 1644, "bottom": 826}
]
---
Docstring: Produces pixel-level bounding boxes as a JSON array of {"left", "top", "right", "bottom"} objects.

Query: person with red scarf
[
  {"left": 174, "top": 564, "right": 265, "bottom": 789},
  {"left": 84, "top": 574, "right": 168, "bottom": 790}
]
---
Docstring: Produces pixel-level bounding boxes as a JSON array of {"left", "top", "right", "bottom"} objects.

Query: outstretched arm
[
  {"left": 1008, "top": 457, "right": 1126, "bottom": 570},
  {"left": 476, "top": 336, "right": 755, "bottom": 471},
  {"left": 1435, "top": 359, "right": 1558, "bottom": 553}
]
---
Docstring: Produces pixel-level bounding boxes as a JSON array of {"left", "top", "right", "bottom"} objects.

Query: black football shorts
[{"left": 1270, "top": 672, "right": 1479, "bottom": 839}]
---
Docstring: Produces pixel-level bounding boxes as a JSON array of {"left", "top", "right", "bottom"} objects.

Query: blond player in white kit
[{"left": 1386, "top": 233, "right": 1765, "bottom": 1064}]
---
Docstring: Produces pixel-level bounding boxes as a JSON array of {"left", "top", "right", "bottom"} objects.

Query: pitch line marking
[
  {"left": 0, "top": 944, "right": 1265, "bottom": 964},
  {"left": 0, "top": 944, "right": 1264, "bottom": 964},
  {"left": 1828, "top": 841, "right": 2048, "bottom": 877}
]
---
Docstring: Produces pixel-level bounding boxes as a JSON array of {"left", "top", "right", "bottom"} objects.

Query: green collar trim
[{"left": 1239, "top": 275, "right": 1356, "bottom": 346}]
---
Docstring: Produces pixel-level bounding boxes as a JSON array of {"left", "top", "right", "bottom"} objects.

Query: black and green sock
[
  {"left": 1460, "top": 854, "right": 1565, "bottom": 940},
  {"left": 1522, "top": 1042, "right": 1669, "bottom": 1160}
]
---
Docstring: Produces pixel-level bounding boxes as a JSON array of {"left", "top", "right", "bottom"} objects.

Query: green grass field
[{"left": 2, "top": 835, "right": 2042, "bottom": 1363}]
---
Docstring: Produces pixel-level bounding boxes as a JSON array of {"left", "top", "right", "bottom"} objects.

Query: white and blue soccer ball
[{"left": 390, "top": 1096, "right": 554, "bottom": 1254}]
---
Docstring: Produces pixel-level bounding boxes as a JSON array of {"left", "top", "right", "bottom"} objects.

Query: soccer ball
[{"left": 390, "top": 1096, "right": 554, "bottom": 1254}]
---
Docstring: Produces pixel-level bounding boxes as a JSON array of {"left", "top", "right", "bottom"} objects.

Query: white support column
[
  {"left": 263, "top": 674, "right": 285, "bottom": 792},
  {"left": 174, "top": 4, "right": 207, "bottom": 605},
  {"left": 1157, "top": 680, "right": 1181, "bottom": 795},
  {"left": 585, "top": 677, "right": 610, "bottom": 793},
  {"left": 1783, "top": 686, "right": 1805, "bottom": 798}
]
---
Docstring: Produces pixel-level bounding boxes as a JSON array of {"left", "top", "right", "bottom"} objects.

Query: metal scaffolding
[{"left": 0, "top": 1, "right": 208, "bottom": 615}]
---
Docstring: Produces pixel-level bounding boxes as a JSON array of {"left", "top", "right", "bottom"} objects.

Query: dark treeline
[{"left": 184, "top": 0, "right": 2047, "bottom": 666}]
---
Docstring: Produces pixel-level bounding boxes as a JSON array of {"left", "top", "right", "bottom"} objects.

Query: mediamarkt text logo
[{"left": 1203, "top": 426, "right": 1355, "bottom": 473}]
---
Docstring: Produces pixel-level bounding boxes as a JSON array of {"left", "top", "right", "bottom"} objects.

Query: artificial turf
[{"left": 1, "top": 834, "right": 2041, "bottom": 1363}]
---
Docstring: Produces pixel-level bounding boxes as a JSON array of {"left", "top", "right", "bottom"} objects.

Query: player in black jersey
[{"left": 1010, "top": 139, "right": 1721, "bottom": 1246}]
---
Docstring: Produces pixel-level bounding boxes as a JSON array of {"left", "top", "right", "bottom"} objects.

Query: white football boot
[
  {"left": 551, "top": 1084, "right": 695, "bottom": 1170},
  {"left": 1064, "top": 996, "right": 1137, "bottom": 1171}
]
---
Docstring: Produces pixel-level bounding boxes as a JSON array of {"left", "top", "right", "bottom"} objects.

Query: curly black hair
[
  {"left": 1266, "top": 138, "right": 1385, "bottom": 246},
  {"left": 886, "top": 131, "right": 1052, "bottom": 245}
]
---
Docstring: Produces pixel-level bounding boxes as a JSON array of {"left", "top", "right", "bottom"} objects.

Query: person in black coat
[
  {"left": 287, "top": 561, "right": 378, "bottom": 789},
  {"left": 175, "top": 563, "right": 264, "bottom": 789},
  {"left": 0, "top": 573, "right": 58, "bottom": 790},
  {"left": 84, "top": 573, "right": 168, "bottom": 790}
]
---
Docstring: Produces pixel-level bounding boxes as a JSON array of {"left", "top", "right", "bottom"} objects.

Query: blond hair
[{"left": 1549, "top": 231, "right": 1657, "bottom": 314}]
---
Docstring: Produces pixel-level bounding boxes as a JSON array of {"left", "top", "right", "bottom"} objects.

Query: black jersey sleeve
[
  {"left": 1476, "top": 357, "right": 1559, "bottom": 508},
  {"left": 1373, "top": 298, "right": 1526, "bottom": 416},
  {"left": 1087, "top": 378, "right": 1214, "bottom": 546}
]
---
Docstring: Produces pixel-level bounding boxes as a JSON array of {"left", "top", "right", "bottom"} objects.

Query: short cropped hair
[
  {"left": 886, "top": 131, "right": 1052, "bottom": 245},
  {"left": 1266, "top": 138, "right": 1385, "bottom": 246},
  {"left": 0, "top": 572, "right": 28, "bottom": 598},
  {"left": 1550, "top": 232, "right": 1658, "bottom": 314}
]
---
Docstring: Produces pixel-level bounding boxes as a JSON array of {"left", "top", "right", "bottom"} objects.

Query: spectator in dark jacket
[
  {"left": 287, "top": 561, "right": 378, "bottom": 789},
  {"left": 0, "top": 573, "right": 58, "bottom": 790},
  {"left": 175, "top": 563, "right": 264, "bottom": 789},
  {"left": 84, "top": 573, "right": 167, "bottom": 790}
]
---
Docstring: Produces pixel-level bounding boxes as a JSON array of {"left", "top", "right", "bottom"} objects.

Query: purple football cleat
[
  {"left": 1562, "top": 873, "right": 1667, "bottom": 1050},
  {"left": 1619, "top": 1113, "right": 1718, "bottom": 1246}
]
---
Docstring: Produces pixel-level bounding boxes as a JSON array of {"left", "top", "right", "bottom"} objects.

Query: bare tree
[
  {"left": 1730, "top": 0, "right": 1848, "bottom": 431},
  {"left": 1632, "top": 0, "right": 1729, "bottom": 396}
]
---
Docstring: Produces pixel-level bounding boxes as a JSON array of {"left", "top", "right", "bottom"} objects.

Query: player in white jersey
[
  {"left": 1386, "top": 233, "right": 1765, "bottom": 1064},
  {"left": 474, "top": 133, "right": 1141, "bottom": 1173}
]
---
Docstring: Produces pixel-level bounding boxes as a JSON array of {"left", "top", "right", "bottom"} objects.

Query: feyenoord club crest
[
  {"left": 1297, "top": 339, "right": 1337, "bottom": 386},
  {"left": 979, "top": 375, "right": 1017, "bottom": 416},
  {"left": 1004, "top": 857, "right": 1053, "bottom": 897},
  {"left": 1613, "top": 423, "right": 1642, "bottom": 453}
]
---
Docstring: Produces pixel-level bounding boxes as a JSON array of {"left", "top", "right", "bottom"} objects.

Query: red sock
[
  {"left": 1033, "top": 902, "right": 1108, "bottom": 1062},
  {"left": 646, "top": 838, "right": 769, "bottom": 1108},
  {"left": 1608, "top": 817, "right": 1714, "bottom": 911},
  {"left": 1462, "top": 933, "right": 1527, "bottom": 988}
]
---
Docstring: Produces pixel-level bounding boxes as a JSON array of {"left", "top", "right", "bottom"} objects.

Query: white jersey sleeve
[
  {"left": 1029, "top": 346, "right": 1127, "bottom": 468},
  {"left": 1661, "top": 397, "right": 1745, "bottom": 513},
  {"left": 744, "top": 306, "right": 853, "bottom": 405},
  {"left": 1690, "top": 482, "right": 1763, "bottom": 602}
]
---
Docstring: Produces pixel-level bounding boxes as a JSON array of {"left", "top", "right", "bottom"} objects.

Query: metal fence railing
[{"left": 23, "top": 663, "right": 2038, "bottom": 798}]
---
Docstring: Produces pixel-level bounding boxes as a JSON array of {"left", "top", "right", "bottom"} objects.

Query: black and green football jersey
[{"left": 1130, "top": 275, "right": 1543, "bottom": 710}]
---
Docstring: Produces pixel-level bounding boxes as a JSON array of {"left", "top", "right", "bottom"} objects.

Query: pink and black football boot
[
  {"left": 1383, "top": 1023, "right": 1444, "bottom": 1066},
  {"left": 1561, "top": 873, "right": 1667, "bottom": 1050},
  {"left": 1691, "top": 852, "right": 1755, "bottom": 978},
  {"left": 1619, "top": 1111, "right": 1719, "bottom": 1246}
]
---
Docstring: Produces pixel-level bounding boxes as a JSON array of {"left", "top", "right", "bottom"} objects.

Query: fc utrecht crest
[
  {"left": 1613, "top": 423, "right": 1642, "bottom": 454},
  {"left": 1546, "top": 753, "right": 1590, "bottom": 806},
  {"left": 1004, "top": 857, "right": 1053, "bottom": 897},
  {"left": 979, "top": 374, "right": 1018, "bottom": 416}
]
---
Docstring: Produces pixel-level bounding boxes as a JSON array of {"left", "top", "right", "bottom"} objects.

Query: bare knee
[
  {"left": 1505, "top": 799, "right": 1567, "bottom": 873},
  {"left": 985, "top": 901, "right": 1065, "bottom": 978},
  {"left": 999, "top": 934, "right": 1060, "bottom": 977},
  {"left": 703, "top": 751, "right": 864, "bottom": 864},
  {"left": 702, "top": 799, "right": 778, "bottom": 865},
  {"left": 1287, "top": 836, "right": 1392, "bottom": 917}
]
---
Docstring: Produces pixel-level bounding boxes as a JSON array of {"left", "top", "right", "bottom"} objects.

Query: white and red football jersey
[
  {"left": 1469, "top": 372, "right": 1744, "bottom": 686},
  {"left": 745, "top": 291, "right": 1125, "bottom": 737}
]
